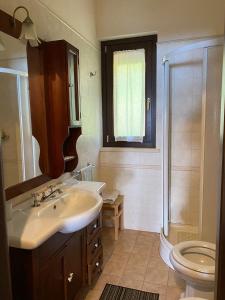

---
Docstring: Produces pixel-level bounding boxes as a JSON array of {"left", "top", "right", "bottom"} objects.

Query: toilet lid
[{"left": 172, "top": 240, "right": 216, "bottom": 274}]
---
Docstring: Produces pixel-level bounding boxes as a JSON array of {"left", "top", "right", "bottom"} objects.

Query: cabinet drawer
[
  {"left": 87, "top": 250, "right": 103, "bottom": 285},
  {"left": 87, "top": 234, "right": 102, "bottom": 264},
  {"left": 87, "top": 214, "right": 102, "bottom": 244}
]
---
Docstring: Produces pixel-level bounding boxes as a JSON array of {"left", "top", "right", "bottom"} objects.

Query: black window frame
[{"left": 101, "top": 35, "right": 157, "bottom": 148}]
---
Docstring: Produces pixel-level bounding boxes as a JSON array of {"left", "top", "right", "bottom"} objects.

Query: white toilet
[{"left": 170, "top": 240, "right": 216, "bottom": 300}]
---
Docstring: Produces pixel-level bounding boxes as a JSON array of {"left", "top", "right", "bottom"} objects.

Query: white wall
[
  {"left": 37, "top": 0, "right": 98, "bottom": 48},
  {"left": 96, "top": 0, "right": 225, "bottom": 42}
]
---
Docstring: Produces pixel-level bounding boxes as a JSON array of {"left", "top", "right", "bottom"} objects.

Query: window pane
[{"left": 113, "top": 49, "right": 145, "bottom": 143}]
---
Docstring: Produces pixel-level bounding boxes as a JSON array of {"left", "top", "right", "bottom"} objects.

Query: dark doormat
[{"left": 99, "top": 284, "right": 159, "bottom": 300}]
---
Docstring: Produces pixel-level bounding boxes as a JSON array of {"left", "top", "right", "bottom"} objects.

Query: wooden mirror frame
[{"left": 0, "top": 8, "right": 51, "bottom": 200}]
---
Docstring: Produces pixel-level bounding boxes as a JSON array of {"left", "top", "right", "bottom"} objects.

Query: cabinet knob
[
  {"left": 93, "top": 224, "right": 97, "bottom": 229},
  {"left": 95, "top": 262, "right": 100, "bottom": 267},
  {"left": 68, "top": 272, "right": 74, "bottom": 282},
  {"left": 94, "top": 243, "right": 98, "bottom": 248}
]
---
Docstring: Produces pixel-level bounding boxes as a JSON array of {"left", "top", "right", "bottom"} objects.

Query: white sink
[
  {"left": 38, "top": 189, "right": 102, "bottom": 233},
  {"left": 7, "top": 185, "right": 103, "bottom": 249}
]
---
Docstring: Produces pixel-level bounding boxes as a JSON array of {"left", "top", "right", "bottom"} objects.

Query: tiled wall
[
  {"left": 170, "top": 48, "right": 204, "bottom": 226},
  {"left": 99, "top": 149, "right": 162, "bottom": 232}
]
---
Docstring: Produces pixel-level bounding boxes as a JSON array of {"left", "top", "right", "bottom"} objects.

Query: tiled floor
[{"left": 85, "top": 228, "right": 185, "bottom": 300}]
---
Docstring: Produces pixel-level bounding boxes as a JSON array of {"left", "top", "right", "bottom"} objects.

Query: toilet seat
[
  {"left": 170, "top": 240, "right": 216, "bottom": 299},
  {"left": 172, "top": 241, "right": 215, "bottom": 274},
  {"left": 170, "top": 241, "right": 216, "bottom": 286}
]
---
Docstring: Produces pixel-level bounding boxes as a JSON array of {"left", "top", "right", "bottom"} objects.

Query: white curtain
[{"left": 113, "top": 49, "right": 145, "bottom": 142}]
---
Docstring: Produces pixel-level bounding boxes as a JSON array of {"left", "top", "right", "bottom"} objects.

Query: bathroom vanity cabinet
[{"left": 9, "top": 213, "right": 103, "bottom": 300}]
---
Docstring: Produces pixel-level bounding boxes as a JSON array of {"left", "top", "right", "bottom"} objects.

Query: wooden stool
[{"left": 102, "top": 195, "right": 124, "bottom": 240}]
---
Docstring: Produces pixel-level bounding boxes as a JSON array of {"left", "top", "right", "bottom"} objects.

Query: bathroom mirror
[
  {"left": 0, "top": 8, "right": 51, "bottom": 200},
  {"left": 0, "top": 31, "right": 42, "bottom": 190}
]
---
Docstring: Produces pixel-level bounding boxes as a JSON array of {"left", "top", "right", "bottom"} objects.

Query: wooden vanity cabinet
[
  {"left": 86, "top": 213, "right": 103, "bottom": 285},
  {"left": 39, "top": 230, "right": 84, "bottom": 300},
  {"left": 9, "top": 213, "right": 103, "bottom": 300},
  {"left": 39, "top": 248, "right": 66, "bottom": 300}
]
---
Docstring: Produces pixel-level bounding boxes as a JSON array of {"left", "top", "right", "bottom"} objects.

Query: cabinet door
[
  {"left": 65, "top": 230, "right": 84, "bottom": 300},
  {"left": 39, "top": 249, "right": 66, "bottom": 300}
]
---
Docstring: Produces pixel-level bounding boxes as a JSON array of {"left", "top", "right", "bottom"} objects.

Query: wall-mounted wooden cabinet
[
  {"left": 42, "top": 40, "right": 82, "bottom": 178},
  {"left": 10, "top": 213, "right": 103, "bottom": 300}
]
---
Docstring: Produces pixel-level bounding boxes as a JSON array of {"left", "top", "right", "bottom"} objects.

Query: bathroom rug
[{"left": 99, "top": 284, "right": 159, "bottom": 300}]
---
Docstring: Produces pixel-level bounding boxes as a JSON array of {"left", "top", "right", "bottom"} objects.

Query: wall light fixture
[{"left": 13, "top": 6, "right": 41, "bottom": 47}]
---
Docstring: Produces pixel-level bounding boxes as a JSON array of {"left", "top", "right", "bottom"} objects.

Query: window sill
[{"left": 100, "top": 147, "right": 160, "bottom": 153}]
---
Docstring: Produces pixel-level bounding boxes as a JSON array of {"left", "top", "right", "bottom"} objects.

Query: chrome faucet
[
  {"left": 31, "top": 185, "right": 63, "bottom": 207},
  {"left": 32, "top": 193, "right": 41, "bottom": 207},
  {"left": 41, "top": 185, "right": 63, "bottom": 201},
  {"left": 71, "top": 170, "right": 81, "bottom": 180}
]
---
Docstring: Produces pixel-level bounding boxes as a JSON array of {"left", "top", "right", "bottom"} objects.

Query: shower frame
[{"left": 162, "top": 37, "right": 224, "bottom": 239}]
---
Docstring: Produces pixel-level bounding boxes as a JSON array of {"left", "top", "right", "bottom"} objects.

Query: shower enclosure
[
  {"left": 0, "top": 67, "right": 41, "bottom": 189},
  {"left": 160, "top": 38, "right": 224, "bottom": 267}
]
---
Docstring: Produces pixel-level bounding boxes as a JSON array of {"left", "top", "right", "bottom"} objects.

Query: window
[{"left": 101, "top": 35, "right": 157, "bottom": 148}]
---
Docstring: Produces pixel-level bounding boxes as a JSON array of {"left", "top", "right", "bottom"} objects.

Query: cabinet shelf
[
  {"left": 69, "top": 124, "right": 82, "bottom": 129},
  {"left": 64, "top": 156, "right": 76, "bottom": 162}
]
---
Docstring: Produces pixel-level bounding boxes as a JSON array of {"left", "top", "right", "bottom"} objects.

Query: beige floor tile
[
  {"left": 148, "top": 256, "right": 168, "bottom": 271},
  {"left": 108, "top": 252, "right": 130, "bottom": 264},
  {"left": 113, "top": 239, "right": 135, "bottom": 253},
  {"left": 103, "top": 259, "right": 127, "bottom": 276},
  {"left": 137, "top": 233, "right": 155, "bottom": 240},
  {"left": 123, "top": 263, "right": 147, "bottom": 281},
  {"left": 120, "top": 229, "right": 140, "bottom": 237},
  {"left": 168, "top": 269, "right": 185, "bottom": 289},
  {"left": 136, "top": 238, "right": 155, "bottom": 248},
  {"left": 132, "top": 244, "right": 152, "bottom": 257},
  {"left": 93, "top": 273, "right": 120, "bottom": 292},
  {"left": 142, "top": 281, "right": 167, "bottom": 297},
  {"left": 166, "top": 286, "right": 183, "bottom": 300},
  {"left": 139, "top": 231, "right": 159, "bottom": 238},
  {"left": 127, "top": 253, "right": 149, "bottom": 267},
  {"left": 119, "top": 277, "right": 143, "bottom": 290},
  {"left": 151, "top": 240, "right": 161, "bottom": 257},
  {"left": 145, "top": 267, "right": 169, "bottom": 285},
  {"left": 85, "top": 289, "right": 102, "bottom": 300},
  {"left": 122, "top": 270, "right": 145, "bottom": 282},
  {"left": 89, "top": 229, "right": 184, "bottom": 300}
]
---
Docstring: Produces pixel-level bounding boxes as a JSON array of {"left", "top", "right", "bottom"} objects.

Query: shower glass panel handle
[{"left": 146, "top": 98, "right": 152, "bottom": 111}]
